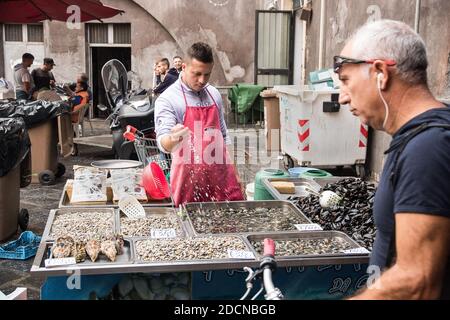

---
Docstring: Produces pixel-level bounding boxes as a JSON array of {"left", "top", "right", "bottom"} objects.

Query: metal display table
[
  {"left": 32, "top": 201, "right": 369, "bottom": 277},
  {"left": 34, "top": 187, "right": 371, "bottom": 300}
]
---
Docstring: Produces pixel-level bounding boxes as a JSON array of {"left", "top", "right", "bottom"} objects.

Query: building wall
[
  {"left": 39, "top": 0, "right": 266, "bottom": 88},
  {"left": 301, "top": 0, "right": 450, "bottom": 179},
  {"left": 132, "top": 0, "right": 264, "bottom": 86},
  {"left": 44, "top": 0, "right": 179, "bottom": 89}
]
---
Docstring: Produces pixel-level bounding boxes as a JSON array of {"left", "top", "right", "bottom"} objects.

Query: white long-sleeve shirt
[{"left": 154, "top": 77, "right": 231, "bottom": 153}]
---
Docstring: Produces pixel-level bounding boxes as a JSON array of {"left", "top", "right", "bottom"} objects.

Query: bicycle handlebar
[{"left": 263, "top": 238, "right": 275, "bottom": 257}]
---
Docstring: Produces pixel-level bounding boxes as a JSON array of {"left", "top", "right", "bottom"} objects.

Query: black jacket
[{"left": 154, "top": 71, "right": 178, "bottom": 95}]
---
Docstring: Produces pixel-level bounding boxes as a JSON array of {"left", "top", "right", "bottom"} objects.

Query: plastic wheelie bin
[
  {"left": 0, "top": 99, "right": 72, "bottom": 186},
  {"left": 0, "top": 118, "right": 31, "bottom": 242},
  {"left": 28, "top": 118, "right": 65, "bottom": 185}
]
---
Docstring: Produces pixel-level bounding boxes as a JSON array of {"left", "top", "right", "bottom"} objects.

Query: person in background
[
  {"left": 13, "top": 53, "right": 34, "bottom": 100},
  {"left": 172, "top": 56, "right": 183, "bottom": 74},
  {"left": 335, "top": 19, "right": 450, "bottom": 300},
  {"left": 71, "top": 73, "right": 93, "bottom": 103},
  {"left": 153, "top": 58, "right": 178, "bottom": 95},
  {"left": 154, "top": 42, "right": 244, "bottom": 206},
  {"left": 31, "top": 57, "right": 56, "bottom": 99},
  {"left": 65, "top": 81, "right": 89, "bottom": 123},
  {"left": 77, "top": 73, "right": 92, "bottom": 102}
]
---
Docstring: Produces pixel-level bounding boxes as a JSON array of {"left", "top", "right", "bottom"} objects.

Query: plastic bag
[
  {"left": 71, "top": 167, "right": 108, "bottom": 204},
  {"left": 0, "top": 118, "right": 30, "bottom": 177},
  {"left": 0, "top": 99, "right": 71, "bottom": 128},
  {"left": 110, "top": 168, "right": 147, "bottom": 202}
]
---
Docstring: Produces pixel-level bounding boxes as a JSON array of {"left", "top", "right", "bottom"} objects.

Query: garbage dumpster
[
  {"left": 274, "top": 86, "right": 368, "bottom": 177},
  {"left": 228, "top": 84, "right": 265, "bottom": 125},
  {"left": 0, "top": 99, "right": 72, "bottom": 185},
  {"left": 0, "top": 118, "right": 30, "bottom": 241}
]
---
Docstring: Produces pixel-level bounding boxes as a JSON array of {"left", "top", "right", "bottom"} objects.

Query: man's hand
[
  {"left": 161, "top": 124, "right": 190, "bottom": 153},
  {"left": 170, "top": 124, "right": 190, "bottom": 141},
  {"left": 49, "top": 80, "right": 55, "bottom": 87}
]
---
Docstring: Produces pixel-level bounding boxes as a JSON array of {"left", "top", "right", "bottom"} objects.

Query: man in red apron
[{"left": 154, "top": 42, "right": 243, "bottom": 206}]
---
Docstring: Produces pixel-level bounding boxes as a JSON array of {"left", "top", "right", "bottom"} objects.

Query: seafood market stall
[
  {"left": 32, "top": 197, "right": 371, "bottom": 299},
  {"left": 31, "top": 163, "right": 375, "bottom": 300}
]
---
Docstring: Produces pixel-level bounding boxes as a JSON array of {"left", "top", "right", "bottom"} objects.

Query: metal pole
[
  {"left": 318, "top": 0, "right": 326, "bottom": 69},
  {"left": 414, "top": 0, "right": 421, "bottom": 33}
]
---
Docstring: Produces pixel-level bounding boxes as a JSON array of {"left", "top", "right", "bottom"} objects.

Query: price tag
[
  {"left": 45, "top": 257, "right": 77, "bottom": 268},
  {"left": 343, "top": 248, "right": 370, "bottom": 254},
  {"left": 227, "top": 249, "right": 255, "bottom": 260},
  {"left": 150, "top": 228, "right": 177, "bottom": 239},
  {"left": 294, "top": 224, "right": 323, "bottom": 231}
]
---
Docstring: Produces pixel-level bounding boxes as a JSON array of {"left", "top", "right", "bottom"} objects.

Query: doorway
[{"left": 91, "top": 46, "right": 131, "bottom": 118}]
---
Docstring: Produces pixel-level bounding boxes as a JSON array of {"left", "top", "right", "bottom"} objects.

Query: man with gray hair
[{"left": 335, "top": 19, "right": 449, "bottom": 299}]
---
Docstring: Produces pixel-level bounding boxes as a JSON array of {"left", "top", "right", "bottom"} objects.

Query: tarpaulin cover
[
  {"left": 228, "top": 83, "right": 265, "bottom": 124},
  {"left": 0, "top": 117, "right": 30, "bottom": 177},
  {"left": 0, "top": 100, "right": 71, "bottom": 128}
]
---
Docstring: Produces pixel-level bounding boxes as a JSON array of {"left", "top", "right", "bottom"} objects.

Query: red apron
[{"left": 170, "top": 84, "right": 244, "bottom": 207}]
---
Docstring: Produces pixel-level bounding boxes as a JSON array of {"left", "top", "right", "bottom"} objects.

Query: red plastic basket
[{"left": 142, "top": 162, "right": 170, "bottom": 200}]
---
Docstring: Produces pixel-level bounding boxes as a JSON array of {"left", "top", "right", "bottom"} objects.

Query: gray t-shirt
[
  {"left": 154, "top": 77, "right": 230, "bottom": 153},
  {"left": 13, "top": 63, "right": 32, "bottom": 92}
]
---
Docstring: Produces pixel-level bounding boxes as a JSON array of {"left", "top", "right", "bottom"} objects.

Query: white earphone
[
  {"left": 376, "top": 72, "right": 390, "bottom": 130},
  {"left": 377, "top": 73, "right": 384, "bottom": 88}
]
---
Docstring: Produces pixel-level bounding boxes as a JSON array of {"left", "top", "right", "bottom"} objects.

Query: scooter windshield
[{"left": 101, "top": 59, "right": 128, "bottom": 98}]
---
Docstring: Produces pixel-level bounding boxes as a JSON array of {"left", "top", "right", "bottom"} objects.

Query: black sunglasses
[{"left": 333, "top": 55, "right": 396, "bottom": 73}]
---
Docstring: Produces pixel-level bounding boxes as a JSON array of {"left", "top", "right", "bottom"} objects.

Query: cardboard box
[
  {"left": 261, "top": 90, "right": 281, "bottom": 152},
  {"left": 309, "top": 81, "right": 334, "bottom": 91},
  {"left": 309, "top": 69, "right": 334, "bottom": 84}
]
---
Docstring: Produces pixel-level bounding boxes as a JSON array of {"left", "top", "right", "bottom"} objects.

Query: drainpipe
[
  {"left": 414, "top": 0, "right": 421, "bottom": 33},
  {"left": 318, "top": 0, "right": 326, "bottom": 69}
]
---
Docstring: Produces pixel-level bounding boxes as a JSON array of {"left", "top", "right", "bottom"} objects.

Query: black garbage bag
[
  {"left": 0, "top": 118, "right": 31, "bottom": 178},
  {"left": 0, "top": 100, "right": 71, "bottom": 128}
]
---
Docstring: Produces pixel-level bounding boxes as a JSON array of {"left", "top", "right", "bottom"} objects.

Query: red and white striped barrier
[
  {"left": 359, "top": 124, "right": 369, "bottom": 148},
  {"left": 297, "top": 119, "right": 310, "bottom": 152}
]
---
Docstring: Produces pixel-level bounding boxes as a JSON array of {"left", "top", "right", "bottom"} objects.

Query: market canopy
[{"left": 0, "top": 0, "right": 124, "bottom": 23}]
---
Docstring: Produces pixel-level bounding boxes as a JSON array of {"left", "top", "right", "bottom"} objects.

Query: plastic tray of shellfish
[
  {"left": 41, "top": 208, "right": 118, "bottom": 242},
  {"left": 131, "top": 234, "right": 260, "bottom": 272},
  {"left": 116, "top": 207, "right": 188, "bottom": 240},
  {"left": 31, "top": 237, "right": 135, "bottom": 276},
  {"left": 245, "top": 231, "right": 370, "bottom": 267},
  {"left": 181, "top": 200, "right": 313, "bottom": 236},
  {"left": 261, "top": 177, "right": 322, "bottom": 201}
]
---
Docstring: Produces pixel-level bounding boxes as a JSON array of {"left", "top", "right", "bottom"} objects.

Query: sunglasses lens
[{"left": 333, "top": 56, "right": 344, "bottom": 72}]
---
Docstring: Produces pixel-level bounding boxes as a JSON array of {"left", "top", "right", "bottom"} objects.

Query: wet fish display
[
  {"left": 188, "top": 207, "right": 310, "bottom": 234},
  {"left": 49, "top": 211, "right": 114, "bottom": 242},
  {"left": 120, "top": 215, "right": 183, "bottom": 238},
  {"left": 251, "top": 237, "right": 353, "bottom": 256},
  {"left": 289, "top": 178, "right": 377, "bottom": 250},
  {"left": 135, "top": 237, "right": 248, "bottom": 262}
]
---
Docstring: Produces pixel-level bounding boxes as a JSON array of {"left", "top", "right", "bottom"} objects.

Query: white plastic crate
[{"left": 274, "top": 85, "right": 367, "bottom": 171}]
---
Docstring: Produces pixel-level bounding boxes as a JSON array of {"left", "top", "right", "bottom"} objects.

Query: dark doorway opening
[{"left": 91, "top": 47, "right": 131, "bottom": 118}]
